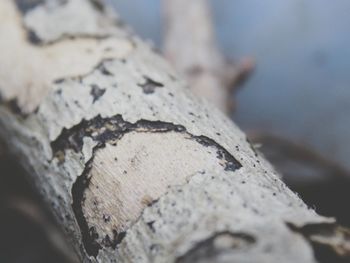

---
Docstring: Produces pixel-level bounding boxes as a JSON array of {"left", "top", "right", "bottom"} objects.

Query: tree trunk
[{"left": 0, "top": 1, "right": 348, "bottom": 262}]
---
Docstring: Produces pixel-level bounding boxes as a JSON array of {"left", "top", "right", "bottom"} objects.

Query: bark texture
[{"left": 0, "top": 1, "right": 349, "bottom": 262}]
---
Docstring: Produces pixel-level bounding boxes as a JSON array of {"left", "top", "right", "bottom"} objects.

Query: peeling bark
[{"left": 0, "top": 0, "right": 349, "bottom": 262}]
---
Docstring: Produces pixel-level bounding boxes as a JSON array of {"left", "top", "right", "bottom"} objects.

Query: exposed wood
[
  {"left": 0, "top": 0, "right": 349, "bottom": 262},
  {"left": 162, "top": 0, "right": 254, "bottom": 113}
]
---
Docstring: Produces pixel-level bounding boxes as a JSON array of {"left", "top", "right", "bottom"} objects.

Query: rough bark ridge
[{"left": 0, "top": 0, "right": 349, "bottom": 262}]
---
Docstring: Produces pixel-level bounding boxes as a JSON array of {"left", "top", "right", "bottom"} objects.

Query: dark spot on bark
[
  {"left": 54, "top": 78, "right": 65, "bottom": 85},
  {"left": 89, "top": 0, "right": 105, "bottom": 12},
  {"left": 194, "top": 136, "right": 242, "bottom": 171},
  {"left": 51, "top": 115, "right": 126, "bottom": 156},
  {"left": 175, "top": 231, "right": 255, "bottom": 263},
  {"left": 32, "top": 31, "right": 112, "bottom": 47},
  {"left": 27, "top": 30, "right": 42, "bottom": 45},
  {"left": 98, "top": 63, "right": 114, "bottom": 76},
  {"left": 102, "top": 214, "right": 111, "bottom": 223},
  {"left": 100, "top": 230, "right": 126, "bottom": 250},
  {"left": 2, "top": 98, "right": 33, "bottom": 118},
  {"left": 89, "top": 227, "right": 99, "bottom": 240},
  {"left": 15, "top": 0, "right": 45, "bottom": 14},
  {"left": 287, "top": 223, "right": 350, "bottom": 263},
  {"left": 150, "top": 244, "right": 159, "bottom": 252},
  {"left": 74, "top": 100, "right": 81, "bottom": 108},
  {"left": 146, "top": 199, "right": 158, "bottom": 207},
  {"left": 112, "top": 230, "right": 126, "bottom": 248},
  {"left": 71, "top": 159, "right": 101, "bottom": 257},
  {"left": 90, "top": 85, "right": 106, "bottom": 103},
  {"left": 102, "top": 235, "right": 112, "bottom": 247},
  {"left": 146, "top": 221, "right": 156, "bottom": 232},
  {"left": 138, "top": 76, "right": 164, "bottom": 94},
  {"left": 6, "top": 99, "right": 24, "bottom": 115}
]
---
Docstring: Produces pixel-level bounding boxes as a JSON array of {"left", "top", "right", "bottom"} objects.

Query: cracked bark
[{"left": 0, "top": 0, "right": 349, "bottom": 262}]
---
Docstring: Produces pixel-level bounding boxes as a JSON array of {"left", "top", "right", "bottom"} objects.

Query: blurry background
[
  {"left": 108, "top": 0, "right": 350, "bottom": 226},
  {"left": 2, "top": 0, "right": 350, "bottom": 262},
  {"left": 108, "top": 0, "right": 350, "bottom": 172}
]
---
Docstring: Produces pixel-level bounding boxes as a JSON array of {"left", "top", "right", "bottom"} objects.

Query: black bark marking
[
  {"left": 0, "top": 98, "right": 35, "bottom": 118},
  {"left": 146, "top": 221, "right": 156, "bottom": 232},
  {"left": 5, "top": 99, "right": 24, "bottom": 116},
  {"left": 71, "top": 158, "right": 101, "bottom": 257},
  {"left": 102, "top": 214, "right": 111, "bottom": 222},
  {"left": 32, "top": 34, "right": 111, "bottom": 47},
  {"left": 101, "top": 230, "right": 127, "bottom": 249},
  {"left": 63, "top": 115, "right": 241, "bottom": 257},
  {"left": 138, "top": 76, "right": 164, "bottom": 94},
  {"left": 194, "top": 136, "right": 241, "bottom": 172},
  {"left": 15, "top": 0, "right": 45, "bottom": 14},
  {"left": 89, "top": 0, "right": 104, "bottom": 12},
  {"left": 51, "top": 114, "right": 241, "bottom": 171},
  {"left": 51, "top": 59, "right": 116, "bottom": 88},
  {"left": 27, "top": 30, "right": 42, "bottom": 45},
  {"left": 72, "top": 158, "right": 127, "bottom": 257},
  {"left": 90, "top": 85, "right": 106, "bottom": 103},
  {"left": 287, "top": 223, "right": 350, "bottom": 263},
  {"left": 98, "top": 63, "right": 114, "bottom": 76},
  {"left": 51, "top": 115, "right": 128, "bottom": 156},
  {"left": 175, "top": 231, "right": 256, "bottom": 263}
]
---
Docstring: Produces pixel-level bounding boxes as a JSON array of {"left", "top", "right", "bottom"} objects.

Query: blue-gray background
[{"left": 108, "top": 0, "right": 350, "bottom": 170}]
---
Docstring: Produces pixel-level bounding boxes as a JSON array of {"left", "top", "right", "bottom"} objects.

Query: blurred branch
[
  {"left": 0, "top": 147, "right": 78, "bottom": 263},
  {"left": 162, "top": 0, "right": 254, "bottom": 113},
  {"left": 249, "top": 132, "right": 350, "bottom": 227},
  {"left": 3, "top": 197, "right": 79, "bottom": 263},
  {"left": 249, "top": 132, "right": 350, "bottom": 181}
]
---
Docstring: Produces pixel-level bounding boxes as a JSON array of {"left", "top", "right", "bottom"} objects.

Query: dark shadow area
[
  {"left": 0, "top": 153, "right": 76, "bottom": 263},
  {"left": 253, "top": 134, "right": 350, "bottom": 227}
]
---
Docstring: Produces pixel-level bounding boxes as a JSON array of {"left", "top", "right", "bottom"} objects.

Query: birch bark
[{"left": 0, "top": 1, "right": 348, "bottom": 262}]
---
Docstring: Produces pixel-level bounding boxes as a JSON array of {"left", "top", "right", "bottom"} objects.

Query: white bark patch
[
  {"left": 23, "top": 0, "right": 122, "bottom": 43},
  {"left": 83, "top": 131, "right": 232, "bottom": 249},
  {"left": 0, "top": 0, "right": 133, "bottom": 113}
]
